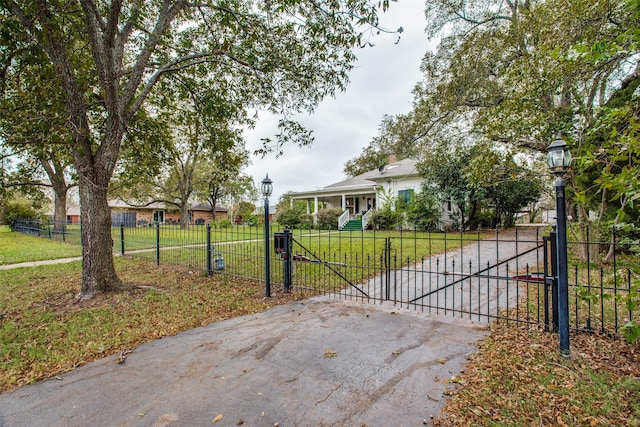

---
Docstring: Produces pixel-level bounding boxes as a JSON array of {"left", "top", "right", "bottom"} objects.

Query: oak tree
[{"left": 1, "top": 0, "right": 397, "bottom": 298}]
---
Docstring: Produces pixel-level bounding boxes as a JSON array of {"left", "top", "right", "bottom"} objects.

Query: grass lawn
[
  {"left": 0, "top": 256, "right": 307, "bottom": 392},
  {"left": 1, "top": 230, "right": 638, "bottom": 425},
  {"left": 0, "top": 227, "right": 82, "bottom": 265}
]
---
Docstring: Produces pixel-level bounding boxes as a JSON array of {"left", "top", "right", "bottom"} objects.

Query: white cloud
[{"left": 245, "top": 0, "right": 434, "bottom": 202}]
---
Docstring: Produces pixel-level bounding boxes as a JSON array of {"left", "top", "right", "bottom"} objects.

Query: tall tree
[
  {"left": 195, "top": 152, "right": 257, "bottom": 222},
  {"left": 1, "top": 0, "right": 397, "bottom": 299},
  {"left": 0, "top": 22, "right": 77, "bottom": 228},
  {"left": 343, "top": 114, "right": 418, "bottom": 177},
  {"left": 353, "top": 0, "right": 638, "bottom": 239}
]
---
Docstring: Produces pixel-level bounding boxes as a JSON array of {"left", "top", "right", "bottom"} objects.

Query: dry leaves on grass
[
  {"left": 434, "top": 323, "right": 640, "bottom": 426},
  {"left": 0, "top": 257, "right": 308, "bottom": 392}
]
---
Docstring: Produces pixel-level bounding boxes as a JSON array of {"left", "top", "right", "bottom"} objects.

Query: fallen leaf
[
  {"left": 438, "top": 358, "right": 447, "bottom": 364},
  {"left": 324, "top": 349, "right": 338, "bottom": 358},
  {"left": 212, "top": 413, "right": 223, "bottom": 423},
  {"left": 470, "top": 406, "right": 484, "bottom": 416}
]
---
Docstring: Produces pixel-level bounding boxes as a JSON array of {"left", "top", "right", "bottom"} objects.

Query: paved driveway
[{"left": 0, "top": 298, "right": 487, "bottom": 427}]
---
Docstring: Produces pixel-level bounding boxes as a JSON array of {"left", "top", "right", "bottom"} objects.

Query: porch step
[{"left": 341, "top": 218, "right": 362, "bottom": 231}]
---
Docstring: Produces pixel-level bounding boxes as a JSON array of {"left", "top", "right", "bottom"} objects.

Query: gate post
[
  {"left": 206, "top": 224, "right": 212, "bottom": 276},
  {"left": 384, "top": 238, "right": 391, "bottom": 300},
  {"left": 283, "top": 228, "right": 292, "bottom": 293},
  {"left": 554, "top": 179, "right": 571, "bottom": 355},
  {"left": 550, "top": 229, "right": 559, "bottom": 332},
  {"left": 155, "top": 222, "right": 160, "bottom": 266},
  {"left": 120, "top": 223, "right": 125, "bottom": 255}
]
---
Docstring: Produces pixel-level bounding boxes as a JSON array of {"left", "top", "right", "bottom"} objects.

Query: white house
[{"left": 289, "top": 158, "right": 455, "bottom": 230}]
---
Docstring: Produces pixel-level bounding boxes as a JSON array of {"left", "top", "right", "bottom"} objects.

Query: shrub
[
  {"left": 316, "top": 208, "right": 342, "bottom": 230},
  {"left": 370, "top": 207, "right": 401, "bottom": 230},
  {"left": 3, "top": 198, "right": 41, "bottom": 229},
  {"left": 217, "top": 218, "right": 231, "bottom": 228},
  {"left": 275, "top": 207, "right": 304, "bottom": 228},
  {"left": 406, "top": 192, "right": 440, "bottom": 231}
]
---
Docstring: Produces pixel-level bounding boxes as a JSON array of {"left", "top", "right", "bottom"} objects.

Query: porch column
[
  {"left": 341, "top": 194, "right": 346, "bottom": 210},
  {"left": 305, "top": 200, "right": 310, "bottom": 214},
  {"left": 313, "top": 197, "right": 318, "bottom": 214}
]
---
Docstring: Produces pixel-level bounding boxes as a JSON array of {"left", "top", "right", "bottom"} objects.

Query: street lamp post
[
  {"left": 261, "top": 174, "right": 273, "bottom": 298},
  {"left": 547, "top": 134, "right": 572, "bottom": 356}
]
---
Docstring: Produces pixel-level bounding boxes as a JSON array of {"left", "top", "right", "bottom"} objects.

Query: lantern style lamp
[
  {"left": 546, "top": 133, "right": 572, "bottom": 356},
  {"left": 261, "top": 174, "right": 273, "bottom": 297},
  {"left": 546, "top": 134, "right": 572, "bottom": 176}
]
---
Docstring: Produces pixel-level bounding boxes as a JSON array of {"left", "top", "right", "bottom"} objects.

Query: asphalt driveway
[{"left": 0, "top": 297, "right": 487, "bottom": 427}]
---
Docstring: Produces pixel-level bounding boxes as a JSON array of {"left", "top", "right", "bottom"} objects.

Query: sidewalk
[{"left": 0, "top": 257, "right": 83, "bottom": 270}]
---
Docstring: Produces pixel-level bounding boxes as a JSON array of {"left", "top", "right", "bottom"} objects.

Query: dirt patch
[{"left": 36, "top": 285, "right": 149, "bottom": 313}]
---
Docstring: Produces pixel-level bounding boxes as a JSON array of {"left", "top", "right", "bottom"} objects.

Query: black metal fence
[{"left": 12, "top": 219, "right": 638, "bottom": 339}]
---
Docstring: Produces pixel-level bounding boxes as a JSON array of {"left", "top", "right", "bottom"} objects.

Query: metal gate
[{"left": 283, "top": 227, "right": 555, "bottom": 326}]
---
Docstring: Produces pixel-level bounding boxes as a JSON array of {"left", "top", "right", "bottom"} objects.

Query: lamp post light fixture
[
  {"left": 261, "top": 174, "right": 273, "bottom": 298},
  {"left": 547, "top": 133, "right": 572, "bottom": 356}
]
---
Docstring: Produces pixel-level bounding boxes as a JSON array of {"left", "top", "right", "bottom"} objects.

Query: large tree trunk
[
  {"left": 71, "top": 112, "right": 124, "bottom": 299},
  {"left": 180, "top": 203, "right": 190, "bottom": 229},
  {"left": 77, "top": 177, "right": 122, "bottom": 299},
  {"left": 40, "top": 159, "right": 70, "bottom": 232},
  {"left": 53, "top": 190, "right": 67, "bottom": 231}
]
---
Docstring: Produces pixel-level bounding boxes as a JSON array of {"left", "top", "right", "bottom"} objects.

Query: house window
[
  {"left": 447, "top": 198, "right": 452, "bottom": 212},
  {"left": 398, "top": 189, "right": 414, "bottom": 204},
  {"left": 153, "top": 210, "right": 165, "bottom": 224}
]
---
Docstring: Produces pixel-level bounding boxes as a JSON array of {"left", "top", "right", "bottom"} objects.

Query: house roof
[
  {"left": 108, "top": 199, "right": 227, "bottom": 212},
  {"left": 291, "top": 158, "right": 419, "bottom": 198},
  {"left": 191, "top": 203, "right": 228, "bottom": 212}
]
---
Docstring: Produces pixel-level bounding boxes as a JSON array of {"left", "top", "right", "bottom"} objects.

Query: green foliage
[
  {"left": 1, "top": 0, "right": 398, "bottom": 294},
  {"left": 621, "top": 276, "right": 640, "bottom": 344},
  {"left": 316, "top": 208, "right": 343, "bottom": 230},
  {"left": 485, "top": 179, "right": 542, "bottom": 227},
  {"left": 602, "top": 222, "right": 640, "bottom": 253},
  {"left": 2, "top": 198, "right": 42, "bottom": 228},
  {"left": 370, "top": 205, "right": 401, "bottom": 230},
  {"left": 275, "top": 207, "right": 306, "bottom": 228},
  {"left": 236, "top": 201, "right": 257, "bottom": 224},
  {"left": 217, "top": 218, "right": 232, "bottom": 228},
  {"left": 405, "top": 191, "right": 440, "bottom": 231},
  {"left": 577, "top": 102, "right": 640, "bottom": 230},
  {"left": 622, "top": 321, "right": 640, "bottom": 344},
  {"left": 342, "top": 115, "right": 418, "bottom": 177},
  {"left": 419, "top": 145, "right": 480, "bottom": 229},
  {"left": 348, "top": 0, "right": 639, "bottom": 237}
]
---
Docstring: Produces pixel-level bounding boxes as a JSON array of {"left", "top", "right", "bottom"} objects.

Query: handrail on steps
[
  {"left": 361, "top": 208, "right": 373, "bottom": 230},
  {"left": 338, "top": 209, "right": 350, "bottom": 230}
]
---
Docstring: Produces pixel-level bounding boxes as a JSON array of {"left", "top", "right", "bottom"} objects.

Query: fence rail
[{"left": 12, "top": 218, "right": 638, "bottom": 339}]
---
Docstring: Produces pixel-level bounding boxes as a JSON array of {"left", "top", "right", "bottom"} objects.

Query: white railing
[
  {"left": 338, "top": 209, "right": 350, "bottom": 230},
  {"left": 361, "top": 208, "right": 374, "bottom": 230}
]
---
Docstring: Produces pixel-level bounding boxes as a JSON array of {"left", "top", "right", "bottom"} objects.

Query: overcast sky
[{"left": 244, "top": 0, "right": 435, "bottom": 202}]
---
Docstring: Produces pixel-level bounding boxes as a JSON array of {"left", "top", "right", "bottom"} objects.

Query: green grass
[
  {"left": 0, "top": 257, "right": 307, "bottom": 391},
  {"left": 0, "top": 229, "right": 81, "bottom": 265}
]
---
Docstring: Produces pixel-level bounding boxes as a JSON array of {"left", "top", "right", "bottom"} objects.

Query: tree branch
[{"left": 123, "top": 0, "right": 187, "bottom": 120}]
